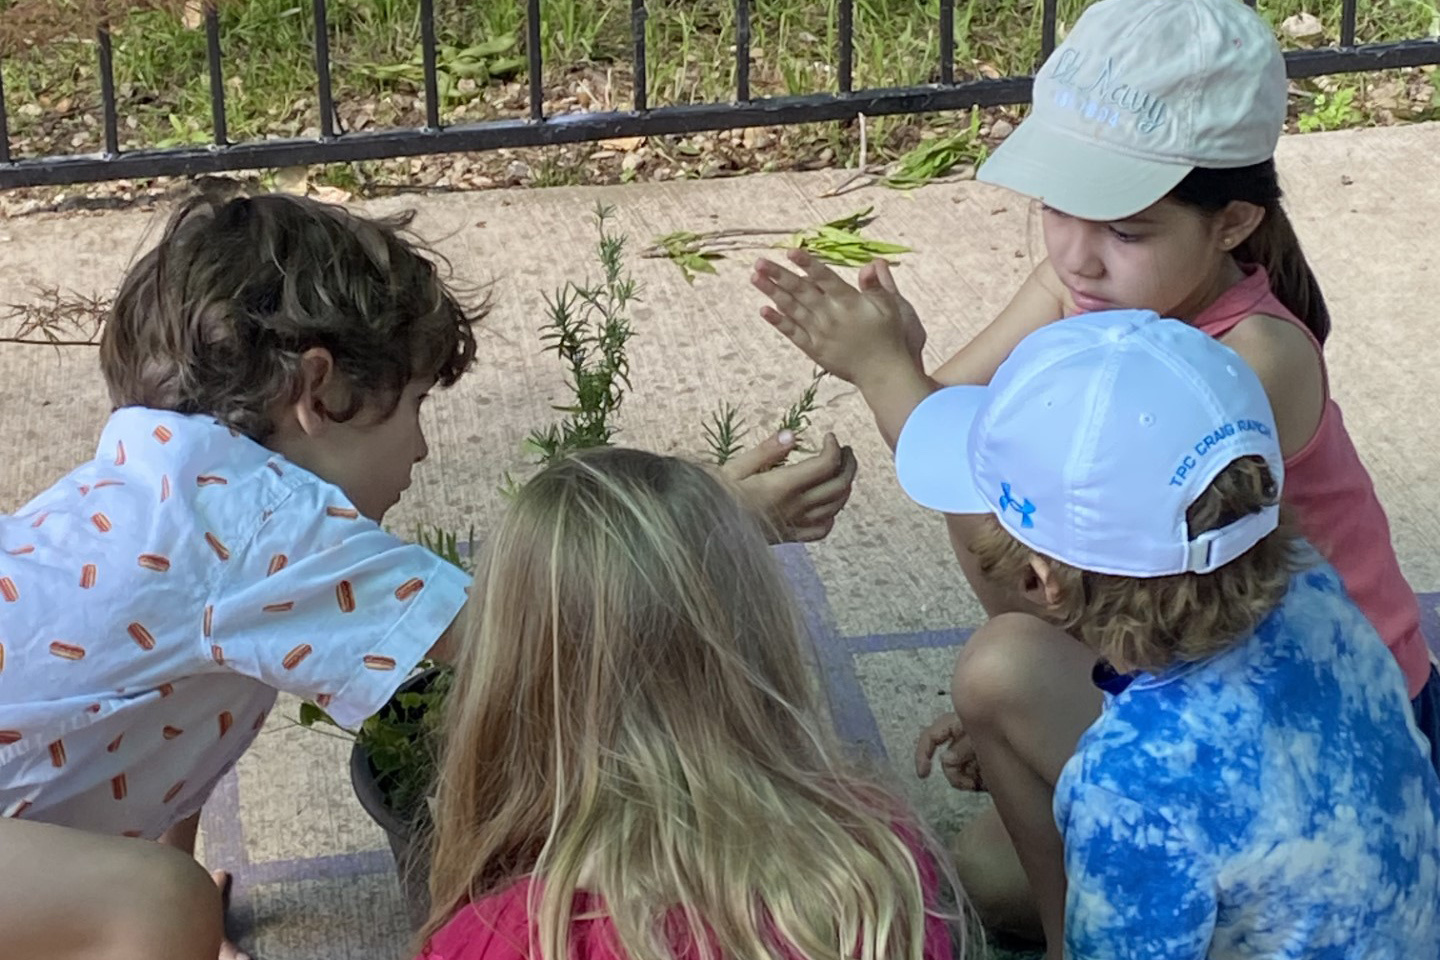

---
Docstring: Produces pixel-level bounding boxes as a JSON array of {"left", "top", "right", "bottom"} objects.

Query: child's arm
[
  {"left": 929, "top": 259, "right": 1069, "bottom": 387},
  {"left": 751, "top": 251, "right": 940, "bottom": 450},
  {"left": 207, "top": 485, "right": 472, "bottom": 730},
  {"left": 426, "top": 603, "right": 468, "bottom": 664}
]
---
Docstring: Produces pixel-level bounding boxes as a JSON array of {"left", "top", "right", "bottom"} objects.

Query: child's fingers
[
  {"left": 866, "top": 258, "right": 900, "bottom": 294},
  {"left": 772, "top": 433, "right": 846, "bottom": 492},
  {"left": 722, "top": 430, "right": 797, "bottom": 481},
  {"left": 792, "top": 448, "right": 857, "bottom": 516},
  {"left": 789, "top": 248, "right": 857, "bottom": 297},
  {"left": 759, "top": 306, "right": 813, "bottom": 354},
  {"left": 914, "top": 713, "right": 962, "bottom": 777}
]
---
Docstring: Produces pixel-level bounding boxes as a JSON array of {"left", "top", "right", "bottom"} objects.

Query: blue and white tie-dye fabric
[{"left": 1055, "top": 562, "right": 1440, "bottom": 959}]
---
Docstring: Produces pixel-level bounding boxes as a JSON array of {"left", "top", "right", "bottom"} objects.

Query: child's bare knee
[
  {"left": 952, "top": 613, "right": 1058, "bottom": 726},
  {"left": 111, "top": 846, "right": 223, "bottom": 960}
]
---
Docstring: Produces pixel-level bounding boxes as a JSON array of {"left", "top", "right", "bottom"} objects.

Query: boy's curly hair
[
  {"left": 970, "top": 456, "right": 1305, "bottom": 673},
  {"left": 100, "top": 193, "right": 482, "bottom": 439}
]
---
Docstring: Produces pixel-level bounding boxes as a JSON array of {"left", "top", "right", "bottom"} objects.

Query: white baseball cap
[
  {"left": 895, "top": 310, "right": 1283, "bottom": 577},
  {"left": 977, "top": 0, "right": 1287, "bottom": 221}
]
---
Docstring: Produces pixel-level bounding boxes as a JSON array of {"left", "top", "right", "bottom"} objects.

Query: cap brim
[
  {"left": 895, "top": 387, "right": 992, "bottom": 515},
  {"left": 977, "top": 121, "right": 1192, "bottom": 221}
]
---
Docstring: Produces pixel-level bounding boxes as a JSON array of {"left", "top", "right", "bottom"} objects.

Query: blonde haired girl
[{"left": 416, "top": 448, "right": 963, "bottom": 960}]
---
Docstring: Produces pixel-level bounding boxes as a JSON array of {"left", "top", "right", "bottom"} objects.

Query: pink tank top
[{"left": 1195, "top": 266, "right": 1429, "bottom": 698}]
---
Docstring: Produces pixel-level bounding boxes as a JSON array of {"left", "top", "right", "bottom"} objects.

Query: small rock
[
  {"left": 991, "top": 119, "right": 1015, "bottom": 139},
  {"left": 273, "top": 165, "right": 309, "bottom": 195},
  {"left": 953, "top": 164, "right": 977, "bottom": 181},
  {"left": 505, "top": 160, "right": 532, "bottom": 182},
  {"left": 818, "top": 147, "right": 836, "bottom": 163},
  {"left": 1281, "top": 12, "right": 1324, "bottom": 40},
  {"left": 19, "top": 103, "right": 41, "bottom": 119},
  {"left": 621, "top": 153, "right": 644, "bottom": 173},
  {"left": 653, "top": 167, "right": 671, "bottom": 181},
  {"left": 589, "top": 149, "right": 618, "bottom": 160}
]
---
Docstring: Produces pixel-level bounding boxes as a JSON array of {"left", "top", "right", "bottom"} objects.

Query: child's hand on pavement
[
  {"left": 751, "top": 250, "right": 927, "bottom": 387},
  {"left": 915, "top": 711, "right": 986, "bottom": 792},
  {"left": 723, "top": 430, "right": 858, "bottom": 543}
]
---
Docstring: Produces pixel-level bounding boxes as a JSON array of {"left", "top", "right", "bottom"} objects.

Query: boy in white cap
[{"left": 894, "top": 309, "right": 1440, "bottom": 957}]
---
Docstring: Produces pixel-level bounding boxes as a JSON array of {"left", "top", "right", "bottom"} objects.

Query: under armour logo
[{"left": 998, "top": 483, "right": 1036, "bottom": 528}]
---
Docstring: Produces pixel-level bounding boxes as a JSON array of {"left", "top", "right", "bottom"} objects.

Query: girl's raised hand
[{"left": 751, "top": 250, "right": 925, "bottom": 388}]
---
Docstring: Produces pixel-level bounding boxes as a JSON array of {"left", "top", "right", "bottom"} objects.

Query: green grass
[{"left": 1, "top": 0, "right": 1436, "bottom": 165}]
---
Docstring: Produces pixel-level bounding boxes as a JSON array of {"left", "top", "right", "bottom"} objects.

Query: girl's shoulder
[{"left": 419, "top": 880, "right": 536, "bottom": 960}]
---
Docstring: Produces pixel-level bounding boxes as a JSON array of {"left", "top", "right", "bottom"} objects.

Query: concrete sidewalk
[{"left": 2, "top": 121, "right": 1438, "bottom": 960}]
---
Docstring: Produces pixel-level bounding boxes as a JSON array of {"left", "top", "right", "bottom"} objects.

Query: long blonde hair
[{"left": 422, "top": 448, "right": 961, "bottom": 960}]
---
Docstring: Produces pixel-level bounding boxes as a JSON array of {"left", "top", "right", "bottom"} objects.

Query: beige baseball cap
[{"left": 977, "top": 0, "right": 1287, "bottom": 221}]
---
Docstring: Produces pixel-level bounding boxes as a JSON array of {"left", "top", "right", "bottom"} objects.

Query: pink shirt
[
  {"left": 1194, "top": 267, "right": 1429, "bottom": 697},
  {"left": 418, "top": 836, "right": 955, "bottom": 960}
]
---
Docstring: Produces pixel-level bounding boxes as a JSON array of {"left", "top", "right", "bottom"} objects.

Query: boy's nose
[{"left": 415, "top": 432, "right": 430, "bottom": 464}]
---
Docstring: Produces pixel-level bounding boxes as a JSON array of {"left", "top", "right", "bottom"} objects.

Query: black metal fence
[{"left": 2, "top": 0, "right": 1438, "bottom": 190}]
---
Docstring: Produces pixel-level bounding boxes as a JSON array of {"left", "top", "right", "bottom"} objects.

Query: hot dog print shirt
[
  {"left": 1056, "top": 563, "right": 1440, "bottom": 959},
  {"left": 0, "top": 408, "right": 470, "bottom": 838}
]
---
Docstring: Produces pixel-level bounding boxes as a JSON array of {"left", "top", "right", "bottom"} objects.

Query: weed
[
  {"left": 1298, "top": 85, "right": 1365, "bottom": 132},
  {"left": 883, "top": 111, "right": 988, "bottom": 189}
]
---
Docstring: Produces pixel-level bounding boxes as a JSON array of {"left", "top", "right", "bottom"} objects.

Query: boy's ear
[
  {"left": 1216, "top": 200, "right": 1267, "bottom": 252},
  {"left": 291, "top": 347, "right": 343, "bottom": 438},
  {"left": 1023, "top": 555, "right": 1066, "bottom": 609}
]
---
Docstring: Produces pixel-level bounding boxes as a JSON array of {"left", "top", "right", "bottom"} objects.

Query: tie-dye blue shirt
[{"left": 1055, "top": 562, "right": 1440, "bottom": 959}]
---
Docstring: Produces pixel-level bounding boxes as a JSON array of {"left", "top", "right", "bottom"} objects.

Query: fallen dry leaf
[{"left": 599, "top": 136, "right": 645, "bottom": 151}]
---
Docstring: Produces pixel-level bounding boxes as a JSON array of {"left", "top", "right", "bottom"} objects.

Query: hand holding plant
[{"left": 722, "top": 430, "right": 857, "bottom": 544}]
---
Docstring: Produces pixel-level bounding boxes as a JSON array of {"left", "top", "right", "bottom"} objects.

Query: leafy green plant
[
  {"left": 787, "top": 207, "right": 911, "bottom": 267},
  {"left": 882, "top": 112, "right": 988, "bottom": 190},
  {"left": 702, "top": 369, "right": 826, "bottom": 466},
  {"left": 363, "top": 37, "right": 525, "bottom": 104},
  {"left": 652, "top": 230, "right": 725, "bottom": 284},
  {"left": 1298, "top": 86, "right": 1364, "bottom": 132},
  {"left": 525, "top": 203, "right": 638, "bottom": 464},
  {"left": 704, "top": 402, "right": 747, "bottom": 466},
  {"left": 647, "top": 208, "right": 908, "bottom": 282},
  {"left": 776, "top": 368, "right": 825, "bottom": 442}
]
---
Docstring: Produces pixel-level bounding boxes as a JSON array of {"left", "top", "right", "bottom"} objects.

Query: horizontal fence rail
[{"left": 1, "top": 0, "right": 1438, "bottom": 190}]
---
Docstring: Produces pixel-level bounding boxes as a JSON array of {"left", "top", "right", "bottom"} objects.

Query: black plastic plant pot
[{"left": 349, "top": 669, "right": 440, "bottom": 932}]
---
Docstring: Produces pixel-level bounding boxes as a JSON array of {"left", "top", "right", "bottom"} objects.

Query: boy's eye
[{"left": 1108, "top": 226, "right": 1141, "bottom": 243}]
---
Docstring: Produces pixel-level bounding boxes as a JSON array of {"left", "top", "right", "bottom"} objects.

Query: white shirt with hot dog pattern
[{"left": 0, "top": 407, "right": 469, "bottom": 839}]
